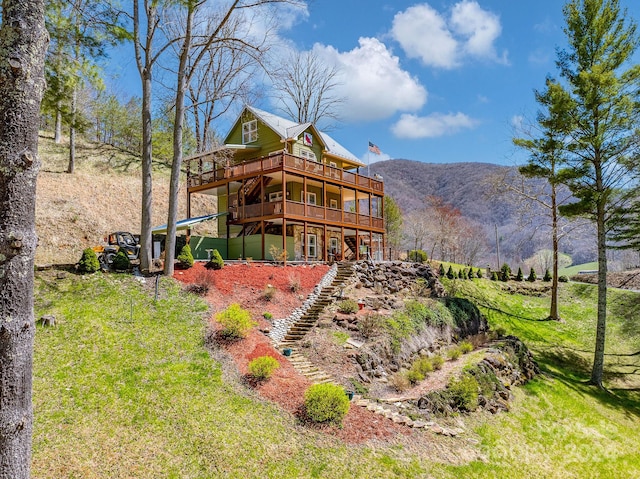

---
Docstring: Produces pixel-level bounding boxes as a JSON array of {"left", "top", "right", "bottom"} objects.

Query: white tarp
[{"left": 151, "top": 213, "right": 227, "bottom": 234}]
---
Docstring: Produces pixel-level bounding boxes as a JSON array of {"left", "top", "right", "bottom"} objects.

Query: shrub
[
  {"left": 78, "top": 248, "right": 100, "bottom": 274},
  {"left": 337, "top": 299, "right": 358, "bottom": 314},
  {"left": 263, "top": 312, "right": 273, "bottom": 320},
  {"left": 390, "top": 372, "right": 411, "bottom": 392},
  {"left": 500, "top": 263, "right": 511, "bottom": 282},
  {"left": 304, "top": 383, "right": 350, "bottom": 424},
  {"left": 431, "top": 355, "right": 444, "bottom": 370},
  {"left": 515, "top": 267, "right": 524, "bottom": 282},
  {"left": 458, "top": 269, "right": 464, "bottom": 279},
  {"left": 447, "top": 347, "right": 461, "bottom": 361},
  {"left": 215, "top": 303, "right": 256, "bottom": 339},
  {"left": 358, "top": 313, "right": 385, "bottom": 338},
  {"left": 269, "top": 244, "right": 288, "bottom": 264},
  {"left": 205, "top": 249, "right": 224, "bottom": 270},
  {"left": 543, "top": 268, "right": 552, "bottom": 282},
  {"left": 448, "top": 375, "right": 479, "bottom": 411},
  {"left": 288, "top": 273, "right": 301, "bottom": 292},
  {"left": 558, "top": 275, "right": 569, "bottom": 283},
  {"left": 185, "top": 270, "right": 216, "bottom": 295},
  {"left": 446, "top": 265, "right": 455, "bottom": 279},
  {"left": 527, "top": 267, "right": 537, "bottom": 282},
  {"left": 412, "top": 357, "right": 433, "bottom": 376},
  {"left": 476, "top": 268, "right": 483, "bottom": 279},
  {"left": 459, "top": 340, "right": 473, "bottom": 354},
  {"left": 262, "top": 284, "right": 277, "bottom": 301},
  {"left": 491, "top": 271, "right": 499, "bottom": 281},
  {"left": 112, "top": 250, "right": 131, "bottom": 271},
  {"left": 177, "top": 244, "right": 194, "bottom": 269},
  {"left": 438, "top": 263, "right": 446, "bottom": 276},
  {"left": 405, "top": 368, "right": 425, "bottom": 384},
  {"left": 248, "top": 355, "right": 280, "bottom": 380},
  {"left": 408, "top": 249, "right": 427, "bottom": 263}
]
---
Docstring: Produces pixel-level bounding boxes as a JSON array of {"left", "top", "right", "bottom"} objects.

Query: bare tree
[
  {"left": 270, "top": 48, "right": 344, "bottom": 129},
  {"left": 403, "top": 210, "right": 430, "bottom": 255},
  {"left": 0, "top": 1, "right": 48, "bottom": 477}
]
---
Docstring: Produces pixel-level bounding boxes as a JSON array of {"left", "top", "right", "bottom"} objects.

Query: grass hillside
[
  {"left": 36, "top": 134, "right": 215, "bottom": 264},
  {"left": 32, "top": 270, "right": 640, "bottom": 478}
]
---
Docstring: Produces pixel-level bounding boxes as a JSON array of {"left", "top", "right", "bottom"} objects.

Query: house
[{"left": 185, "top": 105, "right": 385, "bottom": 262}]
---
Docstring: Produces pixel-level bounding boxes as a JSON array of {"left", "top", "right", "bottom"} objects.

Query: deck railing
[
  {"left": 227, "top": 200, "right": 383, "bottom": 229},
  {"left": 187, "top": 151, "right": 383, "bottom": 192}
]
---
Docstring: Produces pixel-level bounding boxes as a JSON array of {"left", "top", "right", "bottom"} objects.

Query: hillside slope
[{"left": 35, "top": 134, "right": 214, "bottom": 264}]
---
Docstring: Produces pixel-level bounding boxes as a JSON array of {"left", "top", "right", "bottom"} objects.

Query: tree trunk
[
  {"left": 67, "top": 86, "right": 77, "bottom": 174},
  {"left": 591, "top": 200, "right": 608, "bottom": 388},
  {"left": 54, "top": 105, "right": 62, "bottom": 143},
  {"left": 0, "top": 1, "right": 48, "bottom": 478},
  {"left": 550, "top": 182, "right": 560, "bottom": 320},
  {"left": 164, "top": 7, "right": 193, "bottom": 277},
  {"left": 139, "top": 71, "right": 153, "bottom": 273}
]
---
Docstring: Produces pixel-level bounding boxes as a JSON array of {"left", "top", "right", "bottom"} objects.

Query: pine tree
[
  {"left": 515, "top": 267, "right": 524, "bottom": 282},
  {"left": 528, "top": 268, "right": 537, "bottom": 282}
]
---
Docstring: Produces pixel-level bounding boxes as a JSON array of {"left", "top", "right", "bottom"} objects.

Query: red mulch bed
[{"left": 175, "top": 262, "right": 407, "bottom": 444}]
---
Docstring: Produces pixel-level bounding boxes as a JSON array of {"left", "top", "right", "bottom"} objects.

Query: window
[
  {"left": 242, "top": 119, "right": 257, "bottom": 144},
  {"left": 329, "top": 161, "right": 337, "bottom": 168},
  {"left": 329, "top": 199, "right": 338, "bottom": 209},
  {"left": 330, "top": 237, "right": 339, "bottom": 254},
  {"left": 307, "top": 234, "right": 317, "bottom": 258},
  {"left": 300, "top": 149, "right": 317, "bottom": 162},
  {"left": 306, "top": 192, "right": 317, "bottom": 205},
  {"left": 268, "top": 191, "right": 283, "bottom": 202}
]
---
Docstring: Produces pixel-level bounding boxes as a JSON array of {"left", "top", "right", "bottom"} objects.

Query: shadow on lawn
[{"left": 535, "top": 346, "right": 640, "bottom": 419}]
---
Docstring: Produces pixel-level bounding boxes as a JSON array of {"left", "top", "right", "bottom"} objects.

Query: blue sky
[
  {"left": 288, "top": 0, "right": 640, "bottom": 167},
  {"left": 109, "top": 0, "right": 640, "bottom": 167}
]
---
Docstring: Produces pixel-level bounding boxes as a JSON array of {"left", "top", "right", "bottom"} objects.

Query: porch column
[
  {"left": 282, "top": 218, "right": 287, "bottom": 266},
  {"left": 261, "top": 220, "right": 265, "bottom": 260},
  {"left": 303, "top": 221, "right": 308, "bottom": 262},
  {"left": 323, "top": 224, "right": 328, "bottom": 262}
]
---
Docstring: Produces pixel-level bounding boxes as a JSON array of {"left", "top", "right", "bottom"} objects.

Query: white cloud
[
  {"left": 390, "top": 1, "right": 508, "bottom": 69},
  {"left": 391, "top": 4, "right": 459, "bottom": 69},
  {"left": 391, "top": 112, "right": 478, "bottom": 139},
  {"left": 314, "top": 38, "right": 427, "bottom": 122}
]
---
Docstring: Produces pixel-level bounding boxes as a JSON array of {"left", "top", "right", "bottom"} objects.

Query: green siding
[{"left": 190, "top": 236, "right": 228, "bottom": 260}]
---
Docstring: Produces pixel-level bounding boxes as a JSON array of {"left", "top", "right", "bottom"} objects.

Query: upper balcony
[{"left": 186, "top": 151, "right": 384, "bottom": 193}]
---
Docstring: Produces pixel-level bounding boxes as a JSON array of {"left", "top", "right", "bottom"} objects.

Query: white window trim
[
  {"left": 329, "top": 198, "right": 338, "bottom": 209},
  {"left": 306, "top": 192, "right": 317, "bottom": 205},
  {"left": 242, "top": 119, "right": 257, "bottom": 144},
  {"left": 329, "top": 161, "right": 337, "bottom": 168},
  {"left": 300, "top": 149, "right": 317, "bottom": 162},
  {"left": 307, "top": 234, "right": 317, "bottom": 258},
  {"left": 330, "top": 237, "right": 339, "bottom": 253},
  {"left": 268, "top": 191, "right": 283, "bottom": 202}
]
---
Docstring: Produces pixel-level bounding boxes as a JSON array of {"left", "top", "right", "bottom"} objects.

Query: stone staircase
[
  {"left": 285, "top": 350, "right": 333, "bottom": 384},
  {"left": 278, "top": 261, "right": 354, "bottom": 346},
  {"left": 268, "top": 262, "right": 354, "bottom": 385}
]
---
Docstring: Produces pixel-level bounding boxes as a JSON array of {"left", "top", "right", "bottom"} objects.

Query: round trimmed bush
[
  {"left": 304, "top": 383, "right": 350, "bottom": 424},
  {"left": 215, "top": 303, "right": 256, "bottom": 339},
  {"left": 558, "top": 275, "right": 569, "bottom": 283},
  {"left": 248, "top": 355, "right": 279, "bottom": 380},
  {"left": 78, "top": 248, "right": 100, "bottom": 274},
  {"left": 112, "top": 250, "right": 131, "bottom": 271},
  {"left": 408, "top": 249, "right": 427, "bottom": 263}
]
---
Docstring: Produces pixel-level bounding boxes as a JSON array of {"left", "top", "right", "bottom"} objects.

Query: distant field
[{"left": 559, "top": 262, "right": 598, "bottom": 276}]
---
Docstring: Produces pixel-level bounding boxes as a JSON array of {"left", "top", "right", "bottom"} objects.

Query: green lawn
[{"left": 32, "top": 271, "right": 640, "bottom": 478}]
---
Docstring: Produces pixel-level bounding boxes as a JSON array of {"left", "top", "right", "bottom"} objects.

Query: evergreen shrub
[
  {"left": 205, "top": 249, "right": 224, "bottom": 270},
  {"left": 78, "top": 248, "right": 100, "bottom": 274},
  {"left": 177, "top": 244, "right": 194, "bottom": 269},
  {"left": 113, "top": 250, "right": 131, "bottom": 271}
]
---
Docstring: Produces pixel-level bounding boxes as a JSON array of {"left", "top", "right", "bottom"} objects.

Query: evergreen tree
[
  {"left": 438, "top": 263, "right": 446, "bottom": 277},
  {"left": 500, "top": 263, "right": 511, "bottom": 282},
  {"left": 515, "top": 267, "right": 524, "bottom": 282},
  {"left": 554, "top": 0, "right": 640, "bottom": 388},
  {"left": 446, "top": 265, "right": 454, "bottom": 279},
  {"left": 528, "top": 268, "right": 537, "bottom": 282},
  {"left": 543, "top": 269, "right": 552, "bottom": 282}
]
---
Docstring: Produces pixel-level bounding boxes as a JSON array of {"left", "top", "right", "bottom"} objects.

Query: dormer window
[{"left": 242, "top": 119, "right": 257, "bottom": 144}]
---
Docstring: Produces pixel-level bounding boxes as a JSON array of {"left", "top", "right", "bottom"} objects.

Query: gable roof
[{"left": 232, "top": 105, "right": 364, "bottom": 167}]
